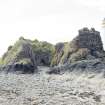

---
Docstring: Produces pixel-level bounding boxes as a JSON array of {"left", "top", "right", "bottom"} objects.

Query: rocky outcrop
[
  {"left": 0, "top": 38, "right": 55, "bottom": 73},
  {"left": 49, "top": 59, "right": 105, "bottom": 74},
  {"left": 51, "top": 28, "right": 105, "bottom": 66},
  {"left": 0, "top": 27, "right": 105, "bottom": 74},
  {"left": 49, "top": 28, "right": 105, "bottom": 74},
  {"left": 1, "top": 37, "right": 37, "bottom": 73}
]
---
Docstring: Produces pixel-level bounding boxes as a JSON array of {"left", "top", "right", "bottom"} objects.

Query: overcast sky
[{"left": 0, "top": 0, "right": 105, "bottom": 57}]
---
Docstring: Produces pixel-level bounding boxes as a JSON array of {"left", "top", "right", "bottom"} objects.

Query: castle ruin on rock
[
  {"left": 77, "top": 27, "right": 103, "bottom": 51},
  {"left": 51, "top": 27, "right": 105, "bottom": 67},
  {"left": 49, "top": 28, "right": 105, "bottom": 74}
]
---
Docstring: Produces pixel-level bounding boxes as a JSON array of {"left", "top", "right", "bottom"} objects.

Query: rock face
[
  {"left": 0, "top": 38, "right": 54, "bottom": 73},
  {"left": 51, "top": 28, "right": 105, "bottom": 66},
  {"left": 32, "top": 41, "right": 55, "bottom": 66},
  {"left": 49, "top": 59, "right": 105, "bottom": 74},
  {"left": 35, "top": 52, "right": 52, "bottom": 66},
  {"left": 51, "top": 42, "right": 65, "bottom": 66},
  {"left": 0, "top": 27, "right": 105, "bottom": 74},
  {"left": 49, "top": 28, "right": 105, "bottom": 74},
  {"left": 1, "top": 38, "right": 37, "bottom": 73}
]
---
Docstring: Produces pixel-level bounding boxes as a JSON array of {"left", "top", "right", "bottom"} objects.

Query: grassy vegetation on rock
[
  {"left": 2, "top": 38, "right": 29, "bottom": 65},
  {"left": 1, "top": 37, "right": 55, "bottom": 67}
]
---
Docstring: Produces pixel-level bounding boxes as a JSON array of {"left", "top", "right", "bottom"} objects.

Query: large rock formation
[
  {"left": 0, "top": 37, "right": 37, "bottom": 73},
  {"left": 0, "top": 37, "right": 55, "bottom": 73},
  {"left": 0, "top": 27, "right": 105, "bottom": 74},
  {"left": 49, "top": 28, "right": 105, "bottom": 74},
  {"left": 51, "top": 28, "right": 105, "bottom": 66}
]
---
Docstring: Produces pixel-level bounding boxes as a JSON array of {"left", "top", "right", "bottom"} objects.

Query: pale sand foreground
[{"left": 0, "top": 67, "right": 105, "bottom": 105}]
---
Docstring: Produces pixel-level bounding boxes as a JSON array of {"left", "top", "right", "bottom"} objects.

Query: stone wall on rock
[
  {"left": 77, "top": 28, "right": 103, "bottom": 51},
  {"left": 51, "top": 27, "right": 105, "bottom": 66}
]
